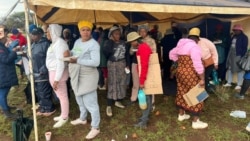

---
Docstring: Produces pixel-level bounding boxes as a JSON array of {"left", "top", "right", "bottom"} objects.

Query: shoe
[
  {"left": 235, "top": 94, "right": 244, "bottom": 99},
  {"left": 134, "top": 121, "right": 147, "bottom": 128},
  {"left": 151, "top": 103, "right": 155, "bottom": 112},
  {"left": 85, "top": 128, "right": 100, "bottom": 139},
  {"left": 36, "top": 111, "right": 43, "bottom": 116},
  {"left": 192, "top": 119, "right": 208, "bottom": 129},
  {"left": 98, "top": 86, "right": 106, "bottom": 90},
  {"left": 70, "top": 118, "right": 87, "bottom": 125},
  {"left": 42, "top": 110, "right": 56, "bottom": 117},
  {"left": 106, "top": 106, "right": 112, "bottom": 117},
  {"left": 246, "top": 123, "right": 250, "bottom": 132},
  {"left": 209, "top": 80, "right": 215, "bottom": 85},
  {"left": 53, "top": 116, "right": 62, "bottom": 121},
  {"left": 223, "top": 83, "right": 232, "bottom": 87},
  {"left": 53, "top": 118, "right": 68, "bottom": 128},
  {"left": 235, "top": 86, "right": 241, "bottom": 90},
  {"left": 3, "top": 110, "right": 18, "bottom": 119},
  {"left": 115, "top": 102, "right": 125, "bottom": 109},
  {"left": 178, "top": 114, "right": 190, "bottom": 121}
]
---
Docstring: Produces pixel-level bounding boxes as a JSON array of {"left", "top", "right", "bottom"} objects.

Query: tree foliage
[{"left": 2, "top": 12, "right": 33, "bottom": 31}]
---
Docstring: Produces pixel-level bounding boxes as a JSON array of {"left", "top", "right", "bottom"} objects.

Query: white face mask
[{"left": 0, "top": 28, "right": 4, "bottom": 39}]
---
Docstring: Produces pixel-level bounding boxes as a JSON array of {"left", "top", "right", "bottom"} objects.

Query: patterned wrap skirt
[
  {"left": 175, "top": 55, "right": 203, "bottom": 113},
  {"left": 107, "top": 60, "right": 127, "bottom": 100}
]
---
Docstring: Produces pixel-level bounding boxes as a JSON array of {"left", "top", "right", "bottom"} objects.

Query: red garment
[
  {"left": 10, "top": 34, "right": 27, "bottom": 47},
  {"left": 136, "top": 43, "right": 152, "bottom": 85}
]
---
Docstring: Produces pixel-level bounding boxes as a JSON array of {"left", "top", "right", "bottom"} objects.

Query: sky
[{"left": 0, "top": 0, "right": 24, "bottom": 18}]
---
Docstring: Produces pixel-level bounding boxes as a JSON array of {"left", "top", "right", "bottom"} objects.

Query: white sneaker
[
  {"left": 85, "top": 128, "right": 100, "bottom": 139},
  {"left": 98, "top": 86, "right": 106, "bottom": 90},
  {"left": 246, "top": 123, "right": 250, "bottom": 132},
  {"left": 106, "top": 106, "right": 112, "bottom": 117},
  {"left": 235, "top": 86, "right": 241, "bottom": 90},
  {"left": 53, "top": 116, "right": 62, "bottom": 121},
  {"left": 53, "top": 118, "right": 68, "bottom": 128},
  {"left": 115, "top": 101, "right": 125, "bottom": 109},
  {"left": 178, "top": 114, "right": 190, "bottom": 121},
  {"left": 192, "top": 119, "right": 208, "bottom": 129},
  {"left": 70, "top": 118, "right": 87, "bottom": 125},
  {"left": 223, "top": 83, "right": 232, "bottom": 87}
]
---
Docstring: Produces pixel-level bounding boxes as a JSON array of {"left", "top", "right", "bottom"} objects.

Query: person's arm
[
  {"left": 138, "top": 44, "right": 152, "bottom": 86},
  {"left": 39, "top": 42, "right": 50, "bottom": 75},
  {"left": 0, "top": 48, "right": 17, "bottom": 64},
  {"left": 190, "top": 45, "right": 204, "bottom": 75},
  {"left": 169, "top": 47, "right": 178, "bottom": 62},
  {"left": 77, "top": 43, "right": 100, "bottom": 67},
  {"left": 102, "top": 40, "right": 113, "bottom": 59},
  {"left": 242, "top": 35, "right": 248, "bottom": 57},
  {"left": 54, "top": 42, "right": 68, "bottom": 81}
]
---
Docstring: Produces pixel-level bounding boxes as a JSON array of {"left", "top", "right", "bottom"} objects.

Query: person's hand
[
  {"left": 69, "top": 57, "right": 77, "bottom": 63},
  {"left": 63, "top": 50, "right": 70, "bottom": 57},
  {"left": 53, "top": 81, "right": 59, "bottom": 91},
  {"left": 199, "top": 80, "right": 205, "bottom": 88},
  {"left": 214, "top": 65, "right": 218, "bottom": 70},
  {"left": 139, "top": 84, "right": 144, "bottom": 89},
  {"left": 12, "top": 47, "right": 18, "bottom": 52}
]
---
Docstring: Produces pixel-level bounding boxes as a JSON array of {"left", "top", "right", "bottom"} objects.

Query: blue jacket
[
  {"left": 231, "top": 33, "right": 248, "bottom": 57},
  {"left": 0, "top": 42, "right": 18, "bottom": 88},
  {"left": 31, "top": 37, "right": 50, "bottom": 80},
  {"left": 244, "top": 71, "right": 250, "bottom": 79}
]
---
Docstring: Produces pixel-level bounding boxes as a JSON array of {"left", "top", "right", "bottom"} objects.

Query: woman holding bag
[{"left": 127, "top": 32, "right": 152, "bottom": 128}]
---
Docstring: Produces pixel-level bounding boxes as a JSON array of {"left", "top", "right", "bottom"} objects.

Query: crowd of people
[{"left": 0, "top": 20, "right": 249, "bottom": 139}]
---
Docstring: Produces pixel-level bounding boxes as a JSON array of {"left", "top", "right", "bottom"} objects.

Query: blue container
[{"left": 138, "top": 89, "right": 147, "bottom": 110}]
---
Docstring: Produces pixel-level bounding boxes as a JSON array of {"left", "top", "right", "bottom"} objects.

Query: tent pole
[
  {"left": 23, "top": 0, "right": 39, "bottom": 141},
  {"left": 206, "top": 18, "right": 208, "bottom": 38},
  {"left": 94, "top": 10, "right": 96, "bottom": 24}
]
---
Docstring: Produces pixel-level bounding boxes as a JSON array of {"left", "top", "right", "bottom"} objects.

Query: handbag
[
  {"left": 202, "top": 56, "right": 214, "bottom": 68},
  {"left": 237, "top": 52, "right": 250, "bottom": 71}
]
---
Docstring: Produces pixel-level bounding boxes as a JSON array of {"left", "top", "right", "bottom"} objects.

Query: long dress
[
  {"left": 107, "top": 41, "right": 127, "bottom": 100},
  {"left": 176, "top": 55, "right": 203, "bottom": 113}
]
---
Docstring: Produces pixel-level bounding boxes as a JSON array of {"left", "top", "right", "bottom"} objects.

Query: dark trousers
[
  {"left": 98, "top": 67, "right": 104, "bottom": 87},
  {"left": 205, "top": 65, "right": 214, "bottom": 93},
  {"left": 217, "top": 62, "right": 227, "bottom": 81},
  {"left": 240, "top": 79, "right": 250, "bottom": 96},
  {"left": 35, "top": 81, "right": 55, "bottom": 112},
  {"left": 0, "top": 87, "right": 11, "bottom": 110},
  {"left": 139, "top": 95, "right": 152, "bottom": 123},
  {"left": 163, "top": 55, "right": 172, "bottom": 79}
]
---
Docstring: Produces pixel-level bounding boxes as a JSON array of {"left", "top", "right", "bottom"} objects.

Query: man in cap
[
  {"left": 10, "top": 28, "right": 27, "bottom": 47},
  {"left": 31, "top": 27, "right": 55, "bottom": 116}
]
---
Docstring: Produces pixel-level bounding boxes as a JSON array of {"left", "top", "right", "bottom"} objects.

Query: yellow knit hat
[
  {"left": 78, "top": 20, "right": 93, "bottom": 30},
  {"left": 188, "top": 27, "right": 200, "bottom": 37}
]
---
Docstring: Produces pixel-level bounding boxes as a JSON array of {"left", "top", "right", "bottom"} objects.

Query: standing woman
[
  {"left": 169, "top": 32, "right": 207, "bottom": 129},
  {"left": 224, "top": 24, "right": 248, "bottom": 90},
  {"left": 0, "top": 25, "right": 18, "bottom": 119},
  {"left": 103, "top": 26, "right": 130, "bottom": 117},
  {"left": 129, "top": 25, "right": 157, "bottom": 102},
  {"left": 127, "top": 32, "right": 152, "bottom": 128},
  {"left": 46, "top": 24, "right": 70, "bottom": 128},
  {"left": 66, "top": 21, "right": 100, "bottom": 140}
]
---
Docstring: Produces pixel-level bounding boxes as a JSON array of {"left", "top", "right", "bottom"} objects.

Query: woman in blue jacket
[
  {"left": 0, "top": 25, "right": 18, "bottom": 119},
  {"left": 224, "top": 24, "right": 248, "bottom": 90}
]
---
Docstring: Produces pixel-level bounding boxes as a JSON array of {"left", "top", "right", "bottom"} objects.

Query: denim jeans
[
  {"left": 226, "top": 70, "right": 244, "bottom": 86},
  {"left": 0, "top": 87, "right": 11, "bottom": 111},
  {"left": 139, "top": 95, "right": 152, "bottom": 123},
  {"left": 75, "top": 90, "right": 100, "bottom": 129}
]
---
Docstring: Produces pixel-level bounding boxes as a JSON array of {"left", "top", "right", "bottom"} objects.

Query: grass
[{"left": 1, "top": 77, "right": 250, "bottom": 141}]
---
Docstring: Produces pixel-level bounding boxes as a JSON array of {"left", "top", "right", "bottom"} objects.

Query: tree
[{"left": 2, "top": 12, "right": 33, "bottom": 31}]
